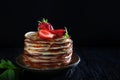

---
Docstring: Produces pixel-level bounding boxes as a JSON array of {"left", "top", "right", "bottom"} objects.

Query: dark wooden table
[{"left": 0, "top": 47, "right": 120, "bottom": 80}]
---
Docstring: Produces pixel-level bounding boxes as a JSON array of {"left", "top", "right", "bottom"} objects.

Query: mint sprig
[
  {"left": 0, "top": 69, "right": 15, "bottom": 80},
  {"left": 0, "top": 59, "right": 16, "bottom": 69},
  {"left": 0, "top": 59, "right": 21, "bottom": 80},
  {"left": 64, "top": 27, "right": 69, "bottom": 38}
]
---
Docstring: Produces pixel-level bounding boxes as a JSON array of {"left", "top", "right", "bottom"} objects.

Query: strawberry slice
[
  {"left": 50, "top": 29, "right": 65, "bottom": 37},
  {"left": 38, "top": 29, "right": 55, "bottom": 39}
]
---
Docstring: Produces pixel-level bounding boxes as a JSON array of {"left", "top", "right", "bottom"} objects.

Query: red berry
[
  {"left": 38, "top": 22, "right": 54, "bottom": 30},
  {"left": 50, "top": 29, "right": 65, "bottom": 37},
  {"left": 38, "top": 29, "right": 55, "bottom": 39}
]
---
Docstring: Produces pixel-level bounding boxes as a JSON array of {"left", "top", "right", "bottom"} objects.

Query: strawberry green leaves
[
  {"left": 42, "top": 18, "right": 48, "bottom": 23},
  {"left": 0, "top": 59, "right": 17, "bottom": 80}
]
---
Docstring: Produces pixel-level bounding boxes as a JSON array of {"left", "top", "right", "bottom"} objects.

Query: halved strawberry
[
  {"left": 38, "top": 29, "right": 55, "bottom": 39},
  {"left": 50, "top": 29, "right": 65, "bottom": 37}
]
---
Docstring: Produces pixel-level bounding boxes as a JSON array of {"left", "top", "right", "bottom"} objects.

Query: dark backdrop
[{"left": 0, "top": 0, "right": 120, "bottom": 47}]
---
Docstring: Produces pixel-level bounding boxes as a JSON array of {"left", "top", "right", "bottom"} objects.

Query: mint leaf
[
  {"left": 7, "top": 69, "right": 15, "bottom": 80},
  {"left": 0, "top": 59, "right": 8, "bottom": 68},
  {"left": 65, "top": 27, "right": 68, "bottom": 33},
  {"left": 0, "top": 69, "right": 15, "bottom": 80},
  {"left": 64, "top": 27, "right": 69, "bottom": 38},
  {"left": 65, "top": 33, "right": 69, "bottom": 38},
  {"left": 7, "top": 60, "right": 16, "bottom": 69},
  {"left": 0, "top": 69, "right": 8, "bottom": 80},
  {"left": 0, "top": 59, "right": 16, "bottom": 69},
  {"left": 0, "top": 59, "right": 19, "bottom": 80}
]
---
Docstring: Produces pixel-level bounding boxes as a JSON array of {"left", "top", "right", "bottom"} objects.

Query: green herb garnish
[
  {"left": 0, "top": 69, "right": 15, "bottom": 80},
  {"left": 0, "top": 59, "right": 21, "bottom": 80},
  {"left": 64, "top": 27, "right": 69, "bottom": 38},
  {"left": 0, "top": 59, "right": 16, "bottom": 69}
]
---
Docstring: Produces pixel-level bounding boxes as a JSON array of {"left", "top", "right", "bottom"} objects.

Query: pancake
[{"left": 22, "top": 19, "right": 73, "bottom": 69}]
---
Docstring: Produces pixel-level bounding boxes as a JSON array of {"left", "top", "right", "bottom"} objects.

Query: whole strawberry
[{"left": 38, "top": 18, "right": 54, "bottom": 30}]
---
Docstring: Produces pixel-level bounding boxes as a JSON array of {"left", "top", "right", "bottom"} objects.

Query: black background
[
  {"left": 0, "top": 1, "right": 120, "bottom": 80},
  {"left": 0, "top": 0, "right": 120, "bottom": 47}
]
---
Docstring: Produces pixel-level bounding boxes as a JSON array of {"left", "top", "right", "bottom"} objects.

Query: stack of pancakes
[{"left": 22, "top": 31, "right": 73, "bottom": 69}]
